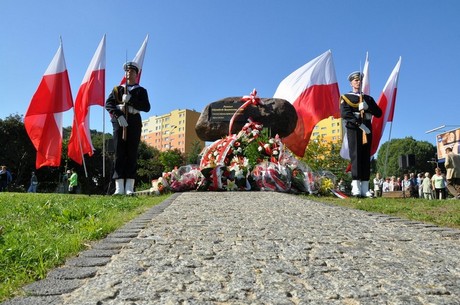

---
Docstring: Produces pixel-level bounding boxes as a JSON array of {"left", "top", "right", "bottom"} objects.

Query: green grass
[
  {"left": 0, "top": 192, "right": 170, "bottom": 302},
  {"left": 312, "top": 195, "right": 460, "bottom": 229}
]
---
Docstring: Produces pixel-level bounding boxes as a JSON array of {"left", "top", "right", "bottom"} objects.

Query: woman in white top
[{"left": 431, "top": 168, "right": 447, "bottom": 200}]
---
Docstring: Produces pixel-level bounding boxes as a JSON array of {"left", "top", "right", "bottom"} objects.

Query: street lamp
[
  {"left": 425, "top": 125, "right": 446, "bottom": 134},
  {"left": 425, "top": 125, "right": 460, "bottom": 134}
]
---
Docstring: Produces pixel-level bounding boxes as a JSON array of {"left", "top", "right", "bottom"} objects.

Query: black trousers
[
  {"left": 347, "top": 127, "right": 372, "bottom": 181},
  {"left": 112, "top": 113, "right": 142, "bottom": 180}
]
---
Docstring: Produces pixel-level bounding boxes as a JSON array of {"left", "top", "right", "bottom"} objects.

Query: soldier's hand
[
  {"left": 359, "top": 101, "right": 369, "bottom": 111},
  {"left": 359, "top": 123, "right": 371, "bottom": 134},
  {"left": 117, "top": 115, "right": 128, "bottom": 127},
  {"left": 122, "top": 94, "right": 131, "bottom": 103}
]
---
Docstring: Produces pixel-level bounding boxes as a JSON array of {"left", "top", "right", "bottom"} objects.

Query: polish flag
[
  {"left": 120, "top": 34, "right": 149, "bottom": 84},
  {"left": 273, "top": 50, "right": 340, "bottom": 157},
  {"left": 361, "top": 51, "right": 370, "bottom": 95},
  {"left": 68, "top": 35, "right": 106, "bottom": 164},
  {"left": 340, "top": 52, "right": 370, "bottom": 160},
  {"left": 25, "top": 41, "right": 73, "bottom": 168},
  {"left": 370, "top": 57, "right": 402, "bottom": 156}
]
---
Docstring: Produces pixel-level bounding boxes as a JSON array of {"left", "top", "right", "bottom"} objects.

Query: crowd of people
[
  {"left": 369, "top": 147, "right": 460, "bottom": 200},
  {"left": 373, "top": 162, "right": 460, "bottom": 200},
  {"left": 372, "top": 172, "right": 441, "bottom": 199}
]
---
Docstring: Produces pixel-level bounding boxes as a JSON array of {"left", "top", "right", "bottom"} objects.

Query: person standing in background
[
  {"left": 373, "top": 173, "right": 383, "bottom": 197},
  {"left": 0, "top": 166, "right": 12, "bottom": 192},
  {"left": 431, "top": 168, "right": 447, "bottom": 200},
  {"left": 27, "top": 172, "right": 38, "bottom": 193},
  {"left": 68, "top": 168, "right": 78, "bottom": 194},
  {"left": 444, "top": 147, "right": 460, "bottom": 199},
  {"left": 422, "top": 172, "right": 432, "bottom": 200}
]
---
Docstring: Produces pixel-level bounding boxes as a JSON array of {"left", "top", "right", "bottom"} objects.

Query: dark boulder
[{"left": 195, "top": 97, "right": 298, "bottom": 141}]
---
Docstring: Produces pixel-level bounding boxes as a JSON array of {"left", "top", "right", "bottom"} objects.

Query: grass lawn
[
  {"left": 311, "top": 195, "right": 460, "bottom": 229},
  {"left": 0, "top": 192, "right": 170, "bottom": 302}
]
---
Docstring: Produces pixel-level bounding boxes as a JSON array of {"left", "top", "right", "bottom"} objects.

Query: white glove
[
  {"left": 122, "top": 94, "right": 131, "bottom": 103},
  {"left": 359, "top": 123, "right": 371, "bottom": 134},
  {"left": 117, "top": 115, "right": 128, "bottom": 127},
  {"left": 359, "top": 101, "right": 368, "bottom": 111}
]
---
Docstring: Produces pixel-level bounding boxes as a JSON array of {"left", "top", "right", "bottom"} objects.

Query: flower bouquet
[
  {"left": 167, "top": 165, "right": 203, "bottom": 192},
  {"left": 251, "top": 161, "right": 291, "bottom": 192}
]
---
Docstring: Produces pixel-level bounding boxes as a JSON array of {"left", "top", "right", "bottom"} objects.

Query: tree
[
  {"left": 137, "top": 142, "right": 163, "bottom": 185},
  {"left": 302, "top": 137, "right": 350, "bottom": 183},
  {"left": 159, "top": 149, "right": 185, "bottom": 172},
  {"left": 185, "top": 140, "right": 204, "bottom": 165},
  {"left": 0, "top": 114, "right": 37, "bottom": 190},
  {"left": 375, "top": 137, "right": 436, "bottom": 178}
]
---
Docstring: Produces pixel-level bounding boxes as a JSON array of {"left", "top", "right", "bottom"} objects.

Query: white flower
[
  {"left": 273, "top": 150, "right": 279, "bottom": 155},
  {"left": 234, "top": 168, "right": 245, "bottom": 179},
  {"left": 258, "top": 146, "right": 263, "bottom": 152},
  {"left": 269, "top": 138, "right": 275, "bottom": 144},
  {"left": 264, "top": 144, "right": 270, "bottom": 149}
]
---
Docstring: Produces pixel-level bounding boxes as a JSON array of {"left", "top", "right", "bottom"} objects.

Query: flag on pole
[
  {"left": 273, "top": 50, "right": 340, "bottom": 157},
  {"left": 370, "top": 57, "right": 402, "bottom": 156},
  {"left": 361, "top": 51, "right": 370, "bottom": 95},
  {"left": 120, "top": 34, "right": 149, "bottom": 84},
  {"left": 25, "top": 41, "right": 73, "bottom": 169},
  {"left": 68, "top": 35, "right": 106, "bottom": 164},
  {"left": 340, "top": 52, "right": 370, "bottom": 160}
]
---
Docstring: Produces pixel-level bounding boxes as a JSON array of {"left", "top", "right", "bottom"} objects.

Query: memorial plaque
[
  {"left": 196, "top": 97, "right": 297, "bottom": 141},
  {"left": 209, "top": 101, "right": 245, "bottom": 122}
]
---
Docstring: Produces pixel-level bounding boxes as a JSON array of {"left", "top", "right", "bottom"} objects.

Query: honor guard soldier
[
  {"left": 105, "top": 61, "right": 151, "bottom": 195},
  {"left": 340, "top": 71, "right": 382, "bottom": 197}
]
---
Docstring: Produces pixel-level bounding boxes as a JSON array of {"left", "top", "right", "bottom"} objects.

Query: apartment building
[
  {"left": 311, "top": 116, "right": 343, "bottom": 144},
  {"left": 141, "top": 109, "right": 205, "bottom": 154}
]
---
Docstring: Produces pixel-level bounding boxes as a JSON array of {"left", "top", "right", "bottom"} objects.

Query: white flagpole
[{"left": 103, "top": 109, "right": 105, "bottom": 178}]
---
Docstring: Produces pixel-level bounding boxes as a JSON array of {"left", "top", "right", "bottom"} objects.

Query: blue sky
[{"left": 1, "top": 0, "right": 459, "bottom": 153}]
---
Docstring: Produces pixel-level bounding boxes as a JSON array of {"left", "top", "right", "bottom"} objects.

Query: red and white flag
[
  {"left": 25, "top": 41, "right": 73, "bottom": 169},
  {"left": 120, "top": 34, "right": 149, "bottom": 84},
  {"left": 361, "top": 51, "right": 370, "bottom": 96},
  {"left": 370, "top": 57, "right": 402, "bottom": 156},
  {"left": 273, "top": 50, "right": 340, "bottom": 157},
  {"left": 68, "top": 35, "right": 106, "bottom": 164},
  {"left": 340, "top": 52, "right": 370, "bottom": 160}
]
